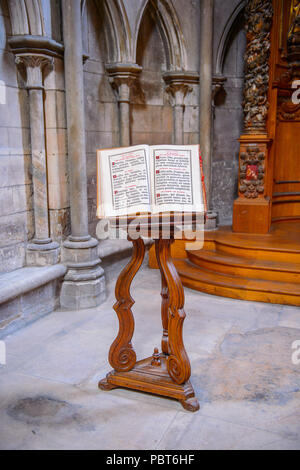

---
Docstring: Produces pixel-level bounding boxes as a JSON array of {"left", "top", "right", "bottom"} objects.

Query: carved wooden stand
[{"left": 99, "top": 222, "right": 199, "bottom": 412}]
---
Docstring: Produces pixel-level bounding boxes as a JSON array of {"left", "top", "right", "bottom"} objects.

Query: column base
[
  {"left": 204, "top": 210, "right": 218, "bottom": 231},
  {"left": 26, "top": 240, "right": 60, "bottom": 266},
  {"left": 60, "top": 236, "right": 106, "bottom": 310}
]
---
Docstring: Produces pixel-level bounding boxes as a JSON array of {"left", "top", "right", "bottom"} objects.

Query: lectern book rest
[{"left": 96, "top": 144, "right": 207, "bottom": 218}]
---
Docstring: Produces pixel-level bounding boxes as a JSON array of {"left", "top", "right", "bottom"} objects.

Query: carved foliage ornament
[
  {"left": 15, "top": 54, "right": 53, "bottom": 89},
  {"left": 239, "top": 146, "right": 265, "bottom": 198},
  {"left": 277, "top": 97, "right": 300, "bottom": 121},
  {"left": 243, "top": 0, "right": 273, "bottom": 133}
]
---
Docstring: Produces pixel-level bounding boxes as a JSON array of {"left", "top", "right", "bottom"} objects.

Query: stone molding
[{"left": 8, "top": 35, "right": 64, "bottom": 59}]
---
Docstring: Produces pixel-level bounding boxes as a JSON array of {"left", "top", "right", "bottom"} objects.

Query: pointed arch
[
  {"left": 134, "top": 0, "right": 187, "bottom": 71},
  {"left": 93, "top": 0, "right": 132, "bottom": 63},
  {"left": 215, "top": 0, "right": 246, "bottom": 75},
  {"left": 7, "top": 0, "right": 45, "bottom": 36}
]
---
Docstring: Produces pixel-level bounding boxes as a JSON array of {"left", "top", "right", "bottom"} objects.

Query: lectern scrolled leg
[
  {"left": 108, "top": 237, "right": 145, "bottom": 372},
  {"left": 99, "top": 232, "right": 199, "bottom": 412},
  {"left": 155, "top": 239, "right": 191, "bottom": 385}
]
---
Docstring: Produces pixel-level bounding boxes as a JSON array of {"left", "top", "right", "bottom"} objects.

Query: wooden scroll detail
[
  {"left": 155, "top": 238, "right": 191, "bottom": 385},
  {"left": 108, "top": 237, "right": 145, "bottom": 372},
  {"left": 155, "top": 241, "right": 170, "bottom": 356}
]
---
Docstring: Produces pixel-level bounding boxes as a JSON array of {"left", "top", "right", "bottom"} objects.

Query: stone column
[
  {"left": 163, "top": 71, "right": 198, "bottom": 145},
  {"left": 15, "top": 54, "right": 60, "bottom": 266},
  {"left": 106, "top": 63, "right": 142, "bottom": 147},
  {"left": 199, "top": 0, "right": 217, "bottom": 228},
  {"left": 60, "top": 0, "right": 105, "bottom": 309}
]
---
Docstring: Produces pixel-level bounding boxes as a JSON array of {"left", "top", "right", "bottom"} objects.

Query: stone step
[{"left": 0, "top": 265, "right": 67, "bottom": 338}]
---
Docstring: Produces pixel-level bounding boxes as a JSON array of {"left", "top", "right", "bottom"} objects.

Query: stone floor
[{"left": 0, "top": 256, "right": 300, "bottom": 450}]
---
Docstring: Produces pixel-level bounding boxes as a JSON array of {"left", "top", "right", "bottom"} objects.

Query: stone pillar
[
  {"left": 199, "top": 0, "right": 217, "bottom": 229},
  {"left": 163, "top": 71, "right": 198, "bottom": 145},
  {"left": 106, "top": 63, "right": 142, "bottom": 147},
  {"left": 15, "top": 54, "right": 60, "bottom": 266},
  {"left": 60, "top": 0, "right": 105, "bottom": 309}
]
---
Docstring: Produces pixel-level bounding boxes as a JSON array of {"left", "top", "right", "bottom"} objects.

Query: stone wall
[
  {"left": 83, "top": 0, "right": 119, "bottom": 236},
  {"left": 83, "top": 0, "right": 202, "bottom": 235},
  {"left": 212, "top": 0, "right": 246, "bottom": 225},
  {"left": 0, "top": 0, "right": 246, "bottom": 273},
  {"left": 0, "top": 1, "right": 33, "bottom": 274},
  {"left": 82, "top": 0, "right": 245, "bottom": 232},
  {"left": 132, "top": 6, "right": 173, "bottom": 146}
]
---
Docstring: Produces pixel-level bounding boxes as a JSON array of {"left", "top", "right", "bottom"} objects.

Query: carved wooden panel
[{"left": 270, "top": 0, "right": 300, "bottom": 221}]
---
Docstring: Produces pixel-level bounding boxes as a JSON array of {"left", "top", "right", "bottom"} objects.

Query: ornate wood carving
[
  {"left": 243, "top": 0, "right": 273, "bottom": 133},
  {"left": 239, "top": 145, "right": 265, "bottom": 198},
  {"left": 287, "top": 0, "right": 300, "bottom": 65},
  {"left": 277, "top": 98, "right": 300, "bottom": 121},
  {"left": 273, "top": 63, "right": 300, "bottom": 122},
  {"left": 108, "top": 237, "right": 145, "bottom": 372}
]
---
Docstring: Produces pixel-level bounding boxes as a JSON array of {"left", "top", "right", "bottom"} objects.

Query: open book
[{"left": 96, "top": 144, "right": 206, "bottom": 218}]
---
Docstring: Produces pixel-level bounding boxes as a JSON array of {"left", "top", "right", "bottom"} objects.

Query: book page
[
  {"left": 149, "top": 145, "right": 205, "bottom": 214},
  {"left": 97, "top": 145, "right": 151, "bottom": 217}
]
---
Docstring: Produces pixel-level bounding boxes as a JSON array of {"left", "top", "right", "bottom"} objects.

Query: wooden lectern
[{"left": 99, "top": 214, "right": 202, "bottom": 412}]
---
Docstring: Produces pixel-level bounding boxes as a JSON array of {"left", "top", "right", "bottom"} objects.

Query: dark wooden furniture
[{"left": 99, "top": 215, "right": 200, "bottom": 412}]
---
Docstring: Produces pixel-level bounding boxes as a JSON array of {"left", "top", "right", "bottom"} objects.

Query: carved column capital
[
  {"left": 163, "top": 71, "right": 198, "bottom": 106},
  {"left": 243, "top": 0, "right": 273, "bottom": 134},
  {"left": 106, "top": 63, "right": 142, "bottom": 102},
  {"left": 15, "top": 54, "right": 54, "bottom": 89}
]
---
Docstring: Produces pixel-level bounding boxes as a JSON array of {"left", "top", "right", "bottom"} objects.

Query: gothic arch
[
  {"left": 215, "top": 0, "right": 246, "bottom": 75},
  {"left": 134, "top": 0, "right": 187, "bottom": 70},
  {"left": 92, "top": 0, "right": 132, "bottom": 63},
  {"left": 7, "top": 0, "right": 46, "bottom": 36}
]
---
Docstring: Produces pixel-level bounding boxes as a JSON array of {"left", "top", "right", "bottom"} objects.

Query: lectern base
[{"left": 99, "top": 354, "right": 199, "bottom": 412}]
